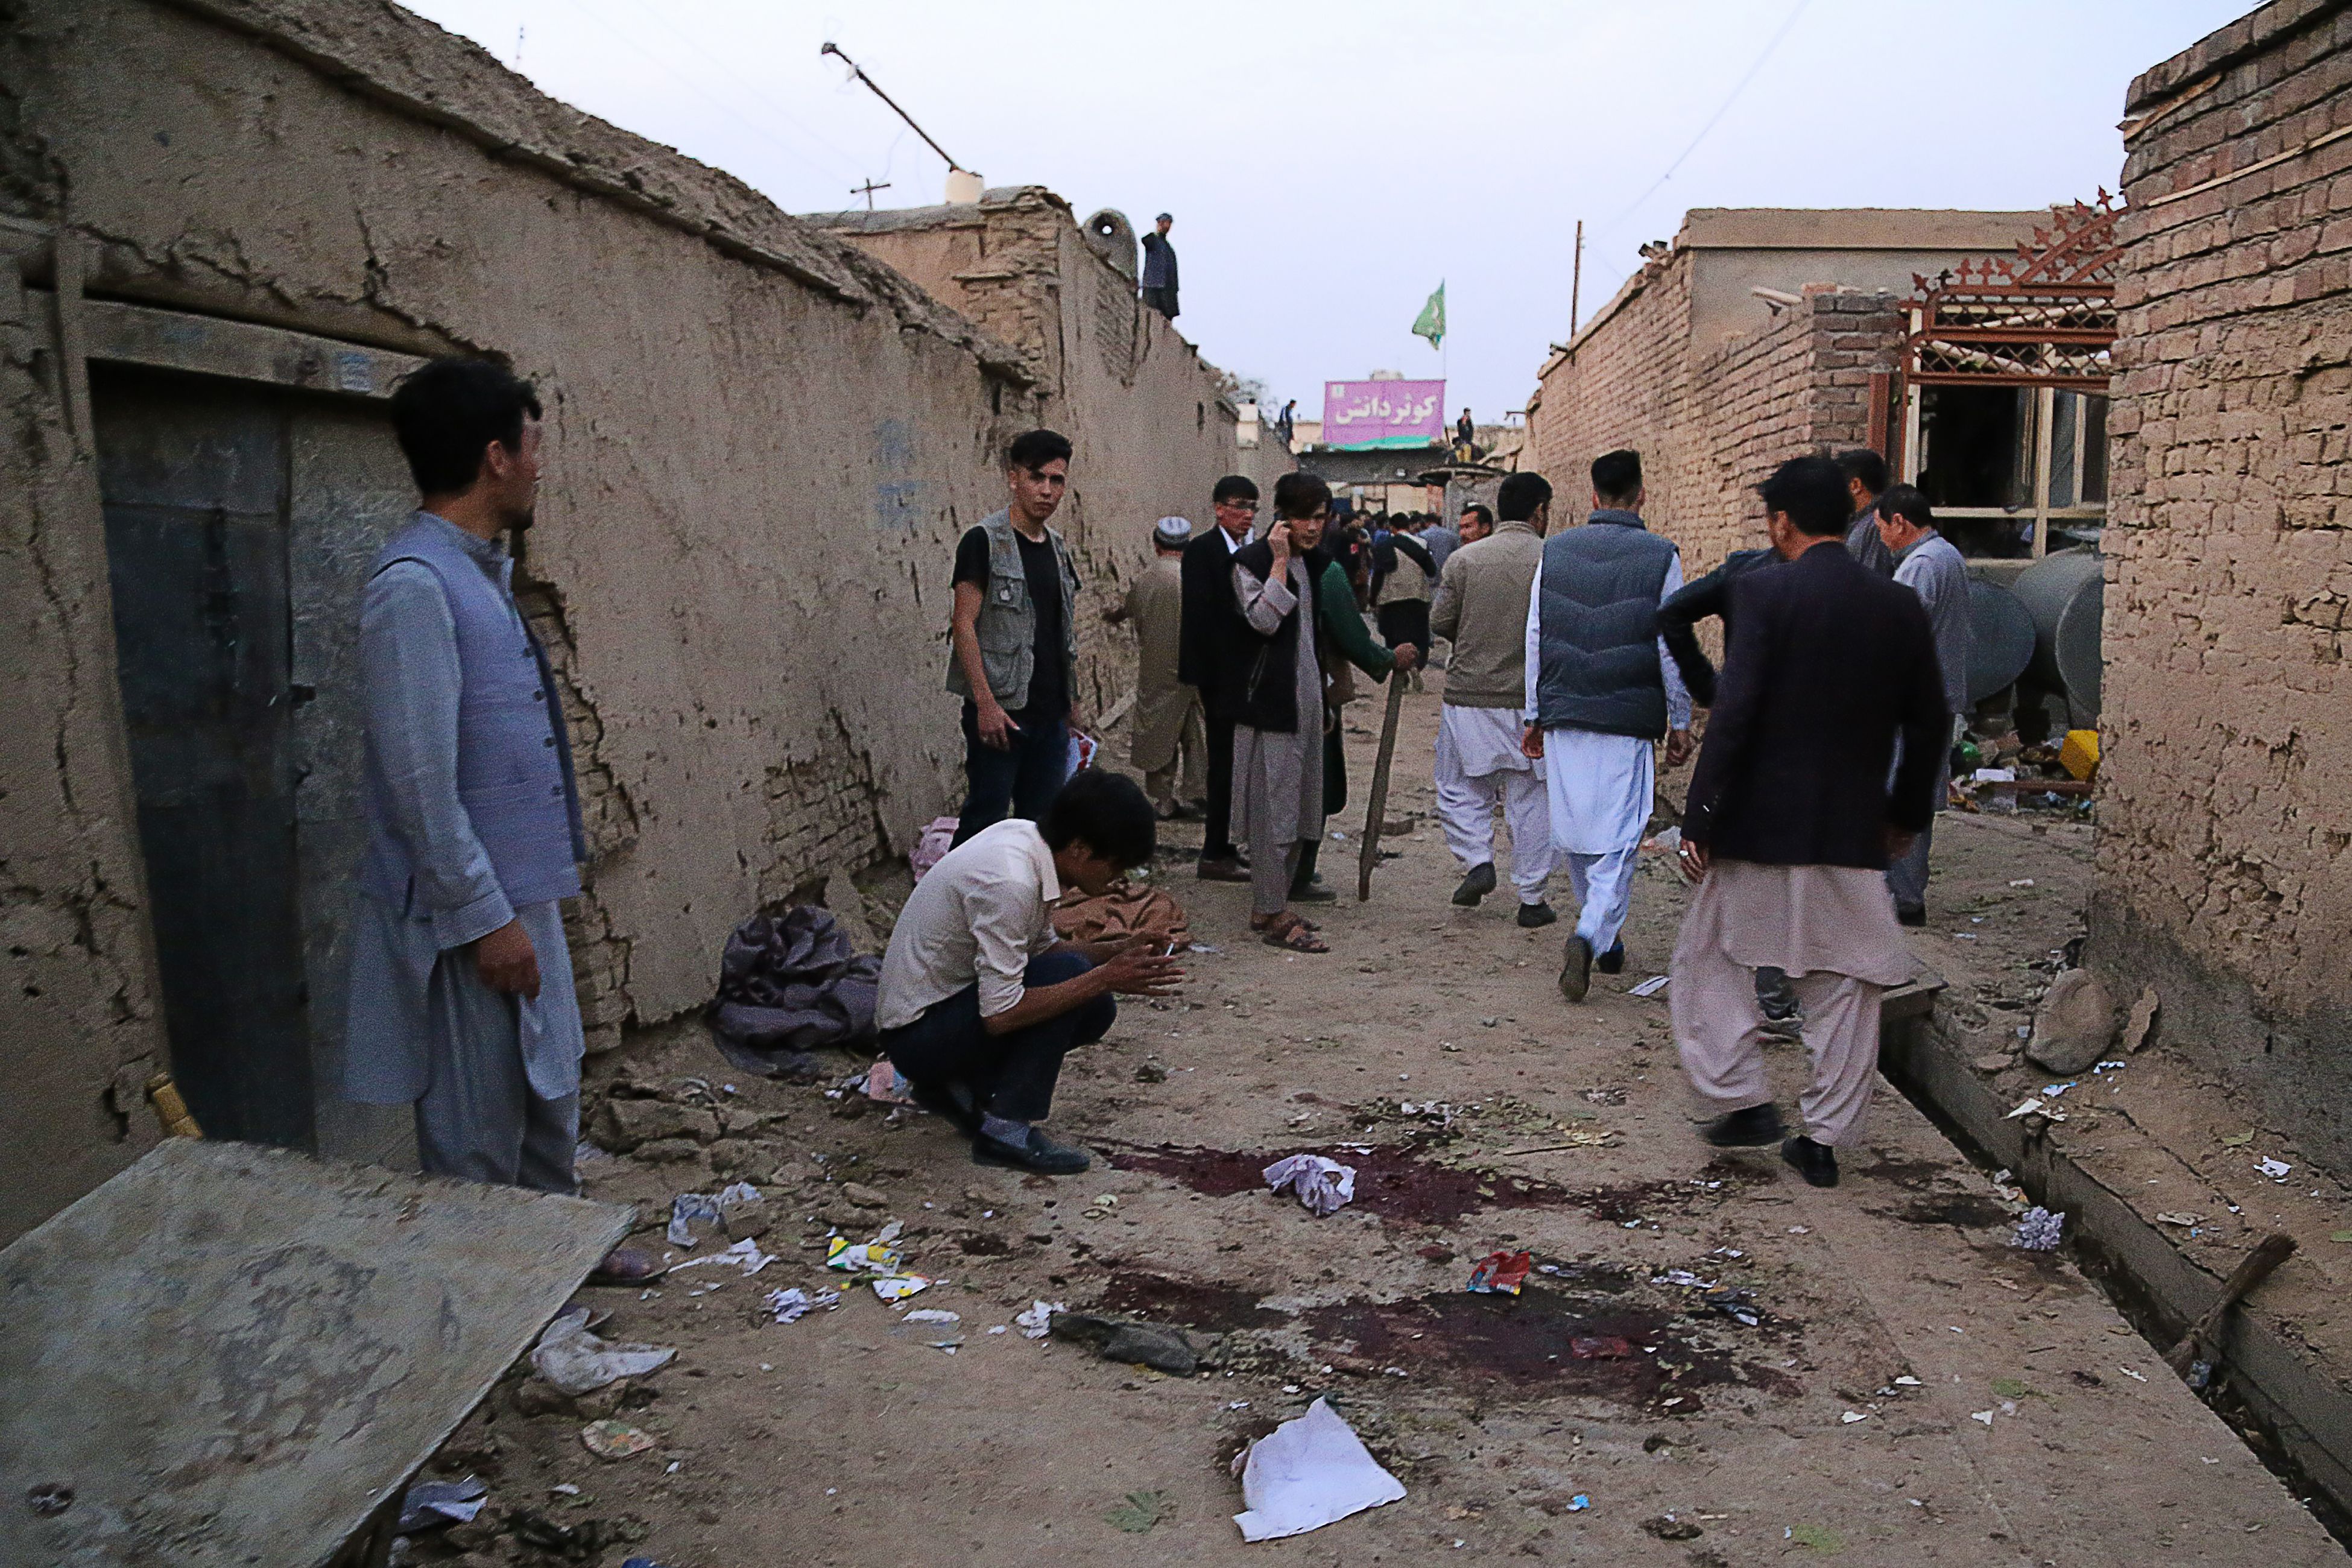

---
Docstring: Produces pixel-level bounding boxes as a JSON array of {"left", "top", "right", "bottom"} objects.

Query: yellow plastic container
[{"left": 2060, "top": 729, "right": 2101, "bottom": 782}]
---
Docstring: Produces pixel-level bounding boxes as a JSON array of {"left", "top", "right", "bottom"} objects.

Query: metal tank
[
  {"left": 1965, "top": 578, "right": 2037, "bottom": 706},
  {"left": 2008, "top": 548, "right": 2105, "bottom": 726}
]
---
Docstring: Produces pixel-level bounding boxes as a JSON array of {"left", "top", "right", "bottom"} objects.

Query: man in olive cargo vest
[{"left": 949, "top": 429, "right": 1089, "bottom": 844}]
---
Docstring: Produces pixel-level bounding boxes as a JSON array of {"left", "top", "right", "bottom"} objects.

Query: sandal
[
  {"left": 1257, "top": 912, "right": 1329, "bottom": 953},
  {"left": 1252, "top": 912, "right": 1321, "bottom": 934}
]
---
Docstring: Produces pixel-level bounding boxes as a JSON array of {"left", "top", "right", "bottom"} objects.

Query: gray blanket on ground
[{"left": 708, "top": 905, "right": 880, "bottom": 1079}]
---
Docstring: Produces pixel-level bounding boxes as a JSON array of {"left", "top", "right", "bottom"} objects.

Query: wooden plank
[
  {"left": 74, "top": 296, "right": 426, "bottom": 399},
  {"left": 0, "top": 1140, "right": 630, "bottom": 1567}
]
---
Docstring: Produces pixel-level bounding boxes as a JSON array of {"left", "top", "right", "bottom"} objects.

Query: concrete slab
[{"left": 0, "top": 1140, "right": 629, "bottom": 1566}]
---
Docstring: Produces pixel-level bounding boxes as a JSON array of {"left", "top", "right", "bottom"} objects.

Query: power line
[
  {"left": 1593, "top": 0, "right": 1815, "bottom": 242},
  {"left": 560, "top": 0, "right": 868, "bottom": 185}
]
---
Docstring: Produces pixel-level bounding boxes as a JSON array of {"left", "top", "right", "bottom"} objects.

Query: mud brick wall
[
  {"left": 2099, "top": 0, "right": 2352, "bottom": 1170},
  {"left": 0, "top": 0, "right": 1283, "bottom": 1238},
  {"left": 1530, "top": 254, "right": 1900, "bottom": 577}
]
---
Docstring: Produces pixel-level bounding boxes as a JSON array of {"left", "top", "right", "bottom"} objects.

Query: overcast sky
[{"left": 406, "top": 0, "right": 2245, "bottom": 423}]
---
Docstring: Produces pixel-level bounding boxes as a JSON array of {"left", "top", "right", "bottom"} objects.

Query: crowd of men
[{"left": 341, "top": 361, "right": 1972, "bottom": 1203}]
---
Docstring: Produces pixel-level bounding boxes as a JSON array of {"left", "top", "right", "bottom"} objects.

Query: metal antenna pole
[
  {"left": 821, "top": 43, "right": 968, "bottom": 174},
  {"left": 1570, "top": 220, "right": 1584, "bottom": 338}
]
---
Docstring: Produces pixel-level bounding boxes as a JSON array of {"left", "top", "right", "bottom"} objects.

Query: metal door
[{"left": 93, "top": 364, "right": 413, "bottom": 1154}]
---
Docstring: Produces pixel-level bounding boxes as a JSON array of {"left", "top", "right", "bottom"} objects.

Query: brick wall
[
  {"left": 2099, "top": 0, "right": 2352, "bottom": 1169},
  {"left": 1531, "top": 253, "right": 1900, "bottom": 575}
]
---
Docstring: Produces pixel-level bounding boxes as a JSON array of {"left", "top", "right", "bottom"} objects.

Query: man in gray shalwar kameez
[
  {"left": 344, "top": 357, "right": 653, "bottom": 1278},
  {"left": 1228, "top": 472, "right": 1333, "bottom": 952}
]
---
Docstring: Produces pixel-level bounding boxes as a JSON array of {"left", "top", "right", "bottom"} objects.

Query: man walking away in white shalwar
[
  {"left": 1669, "top": 455, "right": 1946, "bottom": 1188},
  {"left": 1430, "top": 472, "right": 1557, "bottom": 926},
  {"left": 1521, "top": 450, "right": 1692, "bottom": 1002},
  {"left": 344, "top": 358, "right": 654, "bottom": 1281}
]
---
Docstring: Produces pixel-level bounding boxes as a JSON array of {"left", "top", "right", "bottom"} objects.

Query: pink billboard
[{"left": 1321, "top": 379, "right": 1446, "bottom": 449}]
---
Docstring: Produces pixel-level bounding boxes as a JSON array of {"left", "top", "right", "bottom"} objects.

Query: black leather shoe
[
  {"left": 973, "top": 1126, "right": 1092, "bottom": 1175},
  {"left": 1452, "top": 863, "right": 1497, "bottom": 906},
  {"left": 1515, "top": 900, "right": 1557, "bottom": 929},
  {"left": 1702, "top": 1103, "right": 1785, "bottom": 1147},
  {"left": 1595, "top": 941, "right": 1626, "bottom": 975},
  {"left": 1291, "top": 879, "right": 1339, "bottom": 903},
  {"left": 1895, "top": 905, "right": 1927, "bottom": 928},
  {"left": 1559, "top": 936, "right": 1593, "bottom": 1003},
  {"left": 1781, "top": 1134, "right": 1839, "bottom": 1187},
  {"left": 1197, "top": 856, "right": 1251, "bottom": 884}
]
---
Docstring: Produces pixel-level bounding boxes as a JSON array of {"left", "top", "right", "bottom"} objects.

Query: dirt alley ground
[{"left": 422, "top": 675, "right": 2348, "bottom": 1566}]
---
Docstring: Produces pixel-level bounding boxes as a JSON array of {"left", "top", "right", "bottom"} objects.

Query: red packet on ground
[{"left": 1466, "top": 1249, "right": 1533, "bottom": 1295}]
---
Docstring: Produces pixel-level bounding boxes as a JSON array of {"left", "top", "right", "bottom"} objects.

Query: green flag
[{"left": 1412, "top": 282, "right": 1445, "bottom": 349}]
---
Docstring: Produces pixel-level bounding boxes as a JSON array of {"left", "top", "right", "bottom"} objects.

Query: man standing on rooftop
[{"left": 1140, "top": 212, "right": 1178, "bottom": 320}]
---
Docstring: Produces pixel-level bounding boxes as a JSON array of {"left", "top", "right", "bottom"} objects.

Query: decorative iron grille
[{"left": 1903, "top": 196, "right": 2120, "bottom": 390}]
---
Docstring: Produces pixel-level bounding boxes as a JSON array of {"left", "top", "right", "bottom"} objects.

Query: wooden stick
[
  {"left": 2164, "top": 1231, "right": 2296, "bottom": 1374},
  {"left": 1356, "top": 674, "right": 1408, "bottom": 901}
]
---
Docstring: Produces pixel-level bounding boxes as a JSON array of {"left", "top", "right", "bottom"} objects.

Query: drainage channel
[{"left": 1876, "top": 979, "right": 2352, "bottom": 1549}]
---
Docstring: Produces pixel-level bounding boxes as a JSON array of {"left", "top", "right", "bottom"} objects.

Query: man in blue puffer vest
[
  {"left": 1521, "top": 449, "right": 1694, "bottom": 1003},
  {"left": 346, "top": 357, "right": 652, "bottom": 1280}
]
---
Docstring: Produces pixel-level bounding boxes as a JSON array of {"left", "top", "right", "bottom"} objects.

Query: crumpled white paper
[
  {"left": 1231, "top": 1397, "right": 1406, "bottom": 1541},
  {"left": 529, "top": 1307, "right": 676, "bottom": 1396},
  {"left": 1014, "top": 1299, "right": 1065, "bottom": 1339},
  {"left": 1262, "top": 1154, "right": 1357, "bottom": 1218},
  {"left": 668, "top": 1237, "right": 775, "bottom": 1276}
]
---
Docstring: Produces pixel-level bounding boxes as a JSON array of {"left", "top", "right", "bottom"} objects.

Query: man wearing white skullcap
[{"left": 1104, "top": 517, "right": 1207, "bottom": 817}]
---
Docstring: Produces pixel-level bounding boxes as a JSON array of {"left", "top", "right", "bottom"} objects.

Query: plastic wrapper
[{"left": 1466, "top": 1249, "right": 1533, "bottom": 1295}]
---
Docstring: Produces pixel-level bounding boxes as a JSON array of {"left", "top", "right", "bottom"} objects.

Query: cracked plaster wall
[
  {"left": 2099, "top": 0, "right": 2352, "bottom": 1169},
  {"left": 0, "top": 0, "right": 1285, "bottom": 1239}
]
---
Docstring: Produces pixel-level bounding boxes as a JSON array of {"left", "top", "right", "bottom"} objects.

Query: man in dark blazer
[
  {"left": 1179, "top": 473, "right": 1260, "bottom": 881},
  {"left": 1669, "top": 454, "right": 1947, "bottom": 1189}
]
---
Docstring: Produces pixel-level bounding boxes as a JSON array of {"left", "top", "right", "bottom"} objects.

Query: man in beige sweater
[{"left": 1429, "top": 472, "right": 1557, "bottom": 926}]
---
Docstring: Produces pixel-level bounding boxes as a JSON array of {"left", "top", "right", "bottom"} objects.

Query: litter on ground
[
  {"left": 580, "top": 1419, "right": 657, "bottom": 1460},
  {"left": 668, "top": 1237, "right": 774, "bottom": 1276},
  {"left": 530, "top": 1308, "right": 676, "bottom": 1397},
  {"left": 1467, "top": 1250, "right": 1534, "bottom": 1295},
  {"left": 1230, "top": 1397, "right": 1407, "bottom": 1541},
  {"left": 763, "top": 1286, "right": 839, "bottom": 1324},
  {"left": 1015, "top": 1299, "right": 1066, "bottom": 1339},
  {"left": 395, "top": 1476, "right": 488, "bottom": 1534},
  {"left": 1262, "top": 1153, "right": 1358, "bottom": 1216},
  {"left": 2014, "top": 1207, "right": 2066, "bottom": 1251}
]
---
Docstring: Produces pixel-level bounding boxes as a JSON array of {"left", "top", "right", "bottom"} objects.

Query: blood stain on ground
[
  {"left": 1098, "top": 1271, "right": 1292, "bottom": 1332},
  {"left": 1302, "top": 1288, "right": 1800, "bottom": 1407},
  {"left": 1098, "top": 1141, "right": 1567, "bottom": 1224}
]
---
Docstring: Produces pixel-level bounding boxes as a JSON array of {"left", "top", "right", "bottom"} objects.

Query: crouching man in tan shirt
[{"left": 876, "top": 770, "right": 1182, "bottom": 1174}]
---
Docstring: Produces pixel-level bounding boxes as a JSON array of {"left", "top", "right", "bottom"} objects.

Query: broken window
[
  {"left": 1895, "top": 198, "right": 2120, "bottom": 560},
  {"left": 1911, "top": 385, "right": 2107, "bottom": 559}
]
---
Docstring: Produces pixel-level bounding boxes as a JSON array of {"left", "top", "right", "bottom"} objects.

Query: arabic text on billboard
[{"left": 1322, "top": 380, "right": 1444, "bottom": 450}]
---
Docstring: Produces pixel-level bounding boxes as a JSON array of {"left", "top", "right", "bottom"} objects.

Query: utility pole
[
  {"left": 1570, "top": 220, "right": 1584, "bottom": 340},
  {"left": 853, "top": 179, "right": 893, "bottom": 210},
  {"left": 821, "top": 43, "right": 970, "bottom": 175}
]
